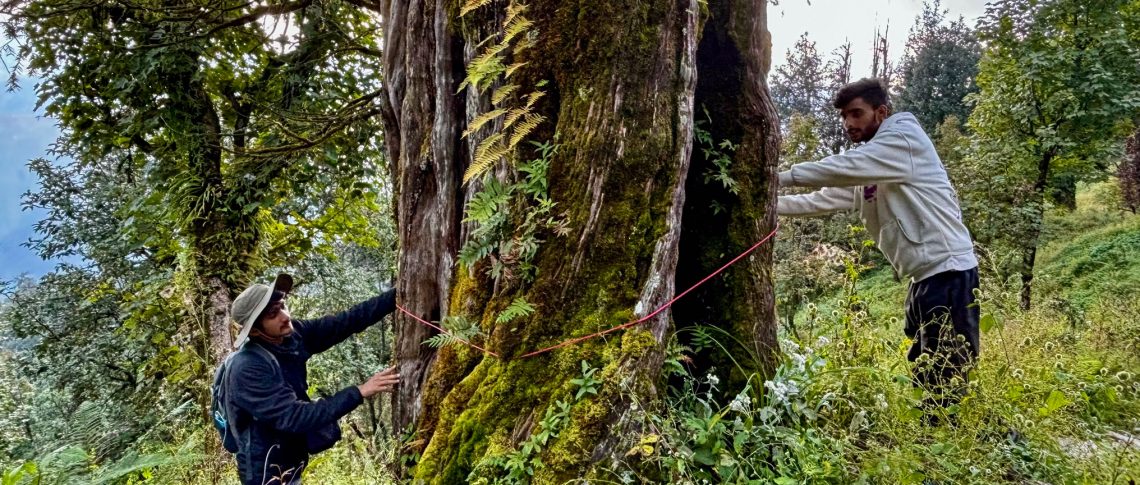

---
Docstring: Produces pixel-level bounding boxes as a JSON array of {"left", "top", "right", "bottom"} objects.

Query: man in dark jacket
[{"left": 224, "top": 274, "right": 400, "bottom": 485}]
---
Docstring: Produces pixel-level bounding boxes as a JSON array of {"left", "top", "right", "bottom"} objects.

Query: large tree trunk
[
  {"left": 380, "top": 0, "right": 466, "bottom": 433},
  {"left": 381, "top": 0, "right": 780, "bottom": 480},
  {"left": 169, "top": 49, "right": 243, "bottom": 369}
]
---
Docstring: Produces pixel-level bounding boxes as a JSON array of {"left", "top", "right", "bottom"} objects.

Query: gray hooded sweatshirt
[{"left": 777, "top": 112, "right": 977, "bottom": 282}]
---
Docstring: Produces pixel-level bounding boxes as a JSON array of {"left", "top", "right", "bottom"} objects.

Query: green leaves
[
  {"left": 895, "top": 2, "right": 982, "bottom": 133},
  {"left": 458, "top": 141, "right": 568, "bottom": 282},
  {"left": 569, "top": 360, "right": 600, "bottom": 401},
  {"left": 495, "top": 298, "right": 536, "bottom": 324},
  {"left": 979, "top": 313, "right": 1000, "bottom": 334},
  {"left": 962, "top": 0, "right": 1140, "bottom": 304},
  {"left": 1039, "top": 389, "right": 1072, "bottom": 416},
  {"left": 694, "top": 113, "right": 740, "bottom": 214},
  {"left": 422, "top": 316, "right": 483, "bottom": 350}
]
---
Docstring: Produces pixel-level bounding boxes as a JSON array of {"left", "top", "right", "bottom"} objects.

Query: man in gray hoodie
[{"left": 777, "top": 78, "right": 979, "bottom": 411}]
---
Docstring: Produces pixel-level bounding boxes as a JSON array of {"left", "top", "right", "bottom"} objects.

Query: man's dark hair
[{"left": 833, "top": 78, "right": 891, "bottom": 110}]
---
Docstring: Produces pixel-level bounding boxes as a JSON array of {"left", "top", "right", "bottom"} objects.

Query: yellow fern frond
[
  {"left": 463, "top": 49, "right": 508, "bottom": 92},
  {"left": 460, "top": 0, "right": 494, "bottom": 17},
  {"left": 503, "top": 16, "right": 534, "bottom": 44},
  {"left": 465, "top": 133, "right": 509, "bottom": 183},
  {"left": 491, "top": 84, "right": 520, "bottom": 105},
  {"left": 508, "top": 113, "right": 545, "bottom": 149},
  {"left": 468, "top": 43, "right": 509, "bottom": 74},
  {"left": 463, "top": 108, "right": 509, "bottom": 138},
  {"left": 524, "top": 90, "right": 545, "bottom": 109},
  {"left": 502, "top": 108, "right": 529, "bottom": 130},
  {"left": 504, "top": 2, "right": 527, "bottom": 24},
  {"left": 505, "top": 61, "right": 529, "bottom": 79}
]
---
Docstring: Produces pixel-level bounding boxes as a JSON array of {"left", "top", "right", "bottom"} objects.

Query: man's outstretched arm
[
  {"left": 777, "top": 186, "right": 858, "bottom": 217},
  {"left": 295, "top": 288, "right": 397, "bottom": 354},
  {"left": 778, "top": 131, "right": 914, "bottom": 188}
]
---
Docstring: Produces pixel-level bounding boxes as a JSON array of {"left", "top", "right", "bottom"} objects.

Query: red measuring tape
[{"left": 396, "top": 224, "right": 779, "bottom": 359}]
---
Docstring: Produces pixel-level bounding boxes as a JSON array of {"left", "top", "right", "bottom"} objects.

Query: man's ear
[{"left": 876, "top": 104, "right": 891, "bottom": 120}]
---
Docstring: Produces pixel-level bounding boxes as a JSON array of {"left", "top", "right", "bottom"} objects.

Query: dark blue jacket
[{"left": 225, "top": 290, "right": 395, "bottom": 485}]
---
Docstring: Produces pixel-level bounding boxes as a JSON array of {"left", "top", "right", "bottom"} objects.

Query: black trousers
[{"left": 904, "top": 267, "right": 980, "bottom": 406}]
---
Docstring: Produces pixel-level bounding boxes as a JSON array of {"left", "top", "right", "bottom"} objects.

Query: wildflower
[
  {"left": 790, "top": 352, "right": 807, "bottom": 371},
  {"left": 1012, "top": 368, "right": 1024, "bottom": 380},
  {"left": 1054, "top": 361, "right": 1065, "bottom": 371},
  {"left": 875, "top": 393, "right": 888, "bottom": 410},
  {"left": 729, "top": 393, "right": 751, "bottom": 413},
  {"left": 1045, "top": 341, "right": 1055, "bottom": 351},
  {"left": 764, "top": 379, "right": 801, "bottom": 404},
  {"left": 782, "top": 339, "right": 801, "bottom": 353},
  {"left": 1021, "top": 337, "right": 1033, "bottom": 347},
  {"left": 1115, "top": 371, "right": 1131, "bottom": 382},
  {"left": 1099, "top": 368, "right": 1109, "bottom": 377},
  {"left": 816, "top": 336, "right": 831, "bottom": 346},
  {"left": 705, "top": 373, "right": 720, "bottom": 387}
]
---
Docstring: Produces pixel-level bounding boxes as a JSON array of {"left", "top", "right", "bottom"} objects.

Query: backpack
[{"left": 211, "top": 343, "right": 278, "bottom": 453}]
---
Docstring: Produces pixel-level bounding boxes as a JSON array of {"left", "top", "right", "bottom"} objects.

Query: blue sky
[
  {"left": 0, "top": 0, "right": 987, "bottom": 280},
  {"left": 0, "top": 79, "right": 66, "bottom": 281}
]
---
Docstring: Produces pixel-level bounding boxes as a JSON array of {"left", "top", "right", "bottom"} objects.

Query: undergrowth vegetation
[
  {"left": 2, "top": 183, "right": 1138, "bottom": 485},
  {"left": 633, "top": 258, "right": 1140, "bottom": 484}
]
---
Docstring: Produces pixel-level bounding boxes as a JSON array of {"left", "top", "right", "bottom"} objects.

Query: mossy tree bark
[{"left": 380, "top": 0, "right": 780, "bottom": 480}]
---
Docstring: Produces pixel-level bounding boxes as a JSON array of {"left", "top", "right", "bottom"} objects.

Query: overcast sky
[
  {"left": 0, "top": 1, "right": 991, "bottom": 280},
  {"left": 769, "top": 0, "right": 989, "bottom": 79}
]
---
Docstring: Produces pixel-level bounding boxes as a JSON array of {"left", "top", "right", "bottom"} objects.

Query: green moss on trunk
[{"left": 403, "top": 0, "right": 778, "bottom": 480}]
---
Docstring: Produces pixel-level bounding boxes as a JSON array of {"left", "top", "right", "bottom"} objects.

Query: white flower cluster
[
  {"left": 728, "top": 392, "right": 752, "bottom": 413},
  {"left": 764, "top": 379, "right": 801, "bottom": 404},
  {"left": 790, "top": 352, "right": 807, "bottom": 371},
  {"left": 783, "top": 339, "right": 801, "bottom": 353}
]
